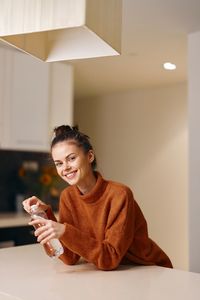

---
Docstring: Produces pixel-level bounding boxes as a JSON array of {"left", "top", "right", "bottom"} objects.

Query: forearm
[
  {"left": 59, "top": 245, "right": 80, "bottom": 265},
  {"left": 60, "top": 223, "right": 131, "bottom": 270}
]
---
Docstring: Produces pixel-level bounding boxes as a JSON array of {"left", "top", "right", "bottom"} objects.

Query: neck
[{"left": 77, "top": 171, "right": 97, "bottom": 195}]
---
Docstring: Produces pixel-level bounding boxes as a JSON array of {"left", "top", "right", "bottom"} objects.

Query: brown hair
[{"left": 51, "top": 125, "right": 97, "bottom": 170}]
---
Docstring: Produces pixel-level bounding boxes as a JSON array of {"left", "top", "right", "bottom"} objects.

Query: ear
[{"left": 88, "top": 150, "right": 95, "bottom": 164}]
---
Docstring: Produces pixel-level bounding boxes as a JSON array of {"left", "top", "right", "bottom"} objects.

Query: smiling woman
[{"left": 22, "top": 125, "right": 172, "bottom": 271}]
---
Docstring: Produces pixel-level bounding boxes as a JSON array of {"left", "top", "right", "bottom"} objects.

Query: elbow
[
  {"left": 95, "top": 245, "right": 123, "bottom": 271},
  {"left": 95, "top": 259, "right": 120, "bottom": 271},
  {"left": 59, "top": 254, "right": 79, "bottom": 266}
]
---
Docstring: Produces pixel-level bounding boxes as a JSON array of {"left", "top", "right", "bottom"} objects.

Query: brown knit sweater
[{"left": 53, "top": 172, "right": 172, "bottom": 270}]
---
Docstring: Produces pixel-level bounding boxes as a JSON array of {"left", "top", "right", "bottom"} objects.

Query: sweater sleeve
[
  {"left": 60, "top": 188, "right": 135, "bottom": 270},
  {"left": 58, "top": 193, "right": 80, "bottom": 265},
  {"left": 45, "top": 206, "right": 57, "bottom": 221}
]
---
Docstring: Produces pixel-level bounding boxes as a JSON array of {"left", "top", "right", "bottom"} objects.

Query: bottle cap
[{"left": 30, "top": 204, "right": 39, "bottom": 213}]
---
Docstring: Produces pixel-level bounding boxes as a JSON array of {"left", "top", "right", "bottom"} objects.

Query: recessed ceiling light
[{"left": 163, "top": 62, "right": 176, "bottom": 70}]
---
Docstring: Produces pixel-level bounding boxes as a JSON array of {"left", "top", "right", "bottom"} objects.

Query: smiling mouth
[{"left": 65, "top": 170, "right": 77, "bottom": 179}]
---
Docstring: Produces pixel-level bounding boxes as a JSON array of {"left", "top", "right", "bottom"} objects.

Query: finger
[
  {"left": 34, "top": 225, "right": 47, "bottom": 237},
  {"left": 37, "top": 228, "right": 54, "bottom": 243},
  {"left": 29, "top": 219, "right": 47, "bottom": 227},
  {"left": 40, "top": 232, "right": 56, "bottom": 245},
  {"left": 31, "top": 219, "right": 54, "bottom": 227},
  {"left": 29, "top": 217, "right": 47, "bottom": 224},
  {"left": 23, "top": 196, "right": 38, "bottom": 213},
  {"left": 26, "top": 196, "right": 38, "bottom": 205},
  {"left": 33, "top": 220, "right": 53, "bottom": 236}
]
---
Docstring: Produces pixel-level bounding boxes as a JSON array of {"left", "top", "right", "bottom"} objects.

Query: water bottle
[{"left": 30, "top": 204, "right": 64, "bottom": 258}]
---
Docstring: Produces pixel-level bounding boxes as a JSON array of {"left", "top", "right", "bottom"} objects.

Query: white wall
[
  {"left": 49, "top": 62, "right": 74, "bottom": 132},
  {"left": 188, "top": 31, "right": 200, "bottom": 273},
  {"left": 75, "top": 83, "right": 188, "bottom": 270}
]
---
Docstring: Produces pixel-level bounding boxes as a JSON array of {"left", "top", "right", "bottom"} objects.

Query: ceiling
[
  {"left": 1, "top": 0, "right": 200, "bottom": 100},
  {"left": 70, "top": 0, "right": 200, "bottom": 100}
]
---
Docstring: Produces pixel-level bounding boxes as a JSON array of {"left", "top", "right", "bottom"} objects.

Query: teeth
[{"left": 66, "top": 171, "right": 76, "bottom": 179}]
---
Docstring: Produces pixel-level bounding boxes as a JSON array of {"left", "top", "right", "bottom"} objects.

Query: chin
[{"left": 63, "top": 177, "right": 78, "bottom": 186}]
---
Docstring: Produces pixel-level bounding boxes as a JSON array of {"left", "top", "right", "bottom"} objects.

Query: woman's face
[{"left": 51, "top": 140, "right": 95, "bottom": 187}]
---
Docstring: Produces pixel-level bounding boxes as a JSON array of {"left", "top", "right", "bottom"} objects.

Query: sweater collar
[{"left": 73, "top": 172, "right": 107, "bottom": 204}]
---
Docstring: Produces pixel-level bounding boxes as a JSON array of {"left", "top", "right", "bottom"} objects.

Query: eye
[
  {"left": 68, "top": 155, "right": 76, "bottom": 162},
  {"left": 55, "top": 162, "right": 62, "bottom": 167}
]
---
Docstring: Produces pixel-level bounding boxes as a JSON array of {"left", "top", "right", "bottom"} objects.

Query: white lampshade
[{"left": 0, "top": 0, "right": 122, "bottom": 62}]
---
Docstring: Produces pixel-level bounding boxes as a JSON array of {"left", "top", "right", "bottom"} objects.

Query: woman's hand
[
  {"left": 22, "top": 196, "right": 48, "bottom": 214},
  {"left": 29, "top": 218, "right": 65, "bottom": 245}
]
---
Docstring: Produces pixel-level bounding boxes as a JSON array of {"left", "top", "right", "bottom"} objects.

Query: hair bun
[
  {"left": 72, "top": 125, "right": 79, "bottom": 131},
  {"left": 54, "top": 125, "right": 79, "bottom": 138}
]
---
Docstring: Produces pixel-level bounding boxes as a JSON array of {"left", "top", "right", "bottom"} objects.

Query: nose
[{"left": 62, "top": 161, "right": 71, "bottom": 172}]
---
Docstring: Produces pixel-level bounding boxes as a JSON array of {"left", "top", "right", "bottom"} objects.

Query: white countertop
[
  {"left": 0, "top": 244, "right": 200, "bottom": 300},
  {"left": 0, "top": 213, "right": 30, "bottom": 228},
  {"left": 0, "top": 212, "right": 59, "bottom": 228}
]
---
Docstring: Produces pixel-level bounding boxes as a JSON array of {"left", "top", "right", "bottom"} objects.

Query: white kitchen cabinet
[{"left": 0, "top": 47, "right": 73, "bottom": 151}]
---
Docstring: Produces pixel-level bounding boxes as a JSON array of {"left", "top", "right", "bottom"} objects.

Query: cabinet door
[
  {"left": 3, "top": 50, "right": 50, "bottom": 151},
  {"left": 0, "top": 47, "right": 74, "bottom": 151}
]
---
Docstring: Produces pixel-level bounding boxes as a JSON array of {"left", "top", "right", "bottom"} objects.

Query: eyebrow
[{"left": 54, "top": 153, "right": 76, "bottom": 163}]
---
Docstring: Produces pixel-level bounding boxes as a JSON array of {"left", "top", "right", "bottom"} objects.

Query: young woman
[{"left": 23, "top": 125, "right": 173, "bottom": 270}]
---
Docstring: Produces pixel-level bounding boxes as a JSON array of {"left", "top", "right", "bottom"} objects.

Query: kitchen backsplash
[{"left": 0, "top": 149, "right": 67, "bottom": 212}]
